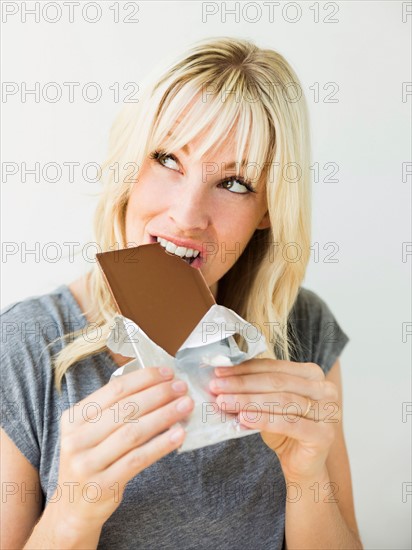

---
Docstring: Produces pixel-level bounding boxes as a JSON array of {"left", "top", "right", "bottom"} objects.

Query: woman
[{"left": 1, "top": 37, "right": 363, "bottom": 549}]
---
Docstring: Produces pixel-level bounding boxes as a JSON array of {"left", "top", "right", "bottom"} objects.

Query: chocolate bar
[{"left": 96, "top": 243, "right": 216, "bottom": 356}]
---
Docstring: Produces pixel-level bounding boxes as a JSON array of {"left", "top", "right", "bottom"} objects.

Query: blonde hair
[{"left": 52, "top": 36, "right": 311, "bottom": 394}]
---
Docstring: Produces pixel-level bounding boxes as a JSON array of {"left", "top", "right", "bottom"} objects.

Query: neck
[{"left": 210, "top": 281, "right": 218, "bottom": 300}]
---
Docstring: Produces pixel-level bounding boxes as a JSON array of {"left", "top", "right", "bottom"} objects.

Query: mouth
[{"left": 148, "top": 234, "right": 203, "bottom": 269}]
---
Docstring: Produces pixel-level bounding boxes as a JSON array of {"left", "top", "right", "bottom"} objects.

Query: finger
[
  {"left": 238, "top": 410, "right": 335, "bottom": 446},
  {"left": 99, "top": 424, "right": 186, "bottom": 489},
  {"left": 209, "top": 372, "right": 337, "bottom": 402},
  {"left": 214, "top": 359, "right": 325, "bottom": 381},
  {"left": 88, "top": 395, "right": 194, "bottom": 475},
  {"left": 65, "top": 378, "right": 189, "bottom": 451},
  {"left": 215, "top": 393, "right": 339, "bottom": 422},
  {"left": 63, "top": 366, "right": 175, "bottom": 431}
]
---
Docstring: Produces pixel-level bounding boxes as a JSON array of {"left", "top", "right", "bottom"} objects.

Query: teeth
[
  {"left": 165, "top": 241, "right": 177, "bottom": 254},
  {"left": 156, "top": 237, "right": 200, "bottom": 259}
]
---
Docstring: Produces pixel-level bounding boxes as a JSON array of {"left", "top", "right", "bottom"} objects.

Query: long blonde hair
[{"left": 52, "top": 36, "right": 311, "bottom": 394}]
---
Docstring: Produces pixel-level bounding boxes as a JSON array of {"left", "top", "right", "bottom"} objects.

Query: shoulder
[
  {"left": 0, "top": 284, "right": 87, "bottom": 395},
  {"left": 1, "top": 285, "right": 116, "bottom": 474},
  {"left": 0, "top": 283, "right": 84, "bottom": 325},
  {"left": 288, "top": 287, "right": 349, "bottom": 375},
  {"left": 1, "top": 285, "right": 86, "bottom": 355},
  {"left": 289, "top": 286, "right": 341, "bottom": 329},
  {"left": 0, "top": 285, "right": 87, "bottom": 469}
]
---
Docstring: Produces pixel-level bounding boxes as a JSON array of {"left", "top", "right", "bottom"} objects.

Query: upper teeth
[{"left": 156, "top": 237, "right": 200, "bottom": 259}]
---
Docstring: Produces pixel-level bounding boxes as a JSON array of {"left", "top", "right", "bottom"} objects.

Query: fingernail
[
  {"left": 212, "top": 378, "right": 228, "bottom": 388},
  {"left": 160, "top": 366, "right": 173, "bottom": 377},
  {"left": 172, "top": 380, "right": 187, "bottom": 393},
  {"left": 176, "top": 396, "right": 193, "bottom": 412},
  {"left": 217, "top": 394, "right": 236, "bottom": 407},
  {"left": 169, "top": 424, "right": 184, "bottom": 443}
]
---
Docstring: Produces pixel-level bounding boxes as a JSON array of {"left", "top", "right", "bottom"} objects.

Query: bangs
[{"left": 147, "top": 78, "right": 275, "bottom": 186}]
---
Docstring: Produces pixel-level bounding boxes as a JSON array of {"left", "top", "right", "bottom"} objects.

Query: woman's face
[{"left": 124, "top": 127, "right": 270, "bottom": 297}]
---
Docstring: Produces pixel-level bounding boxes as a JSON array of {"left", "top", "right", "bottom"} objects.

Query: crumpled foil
[{"left": 106, "top": 305, "right": 267, "bottom": 453}]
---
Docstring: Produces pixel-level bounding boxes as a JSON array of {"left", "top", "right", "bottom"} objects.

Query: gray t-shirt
[{"left": 0, "top": 284, "right": 349, "bottom": 549}]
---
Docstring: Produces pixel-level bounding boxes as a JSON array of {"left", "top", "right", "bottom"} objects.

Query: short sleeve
[
  {"left": 0, "top": 301, "right": 50, "bottom": 470},
  {"left": 288, "top": 288, "right": 349, "bottom": 375}
]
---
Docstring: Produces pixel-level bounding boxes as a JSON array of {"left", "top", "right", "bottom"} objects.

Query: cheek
[
  {"left": 212, "top": 205, "right": 260, "bottom": 252},
  {"left": 127, "top": 177, "right": 170, "bottom": 218},
  {"left": 220, "top": 197, "right": 263, "bottom": 228}
]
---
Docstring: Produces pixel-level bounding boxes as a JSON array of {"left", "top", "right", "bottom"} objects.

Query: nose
[{"left": 168, "top": 181, "right": 211, "bottom": 233}]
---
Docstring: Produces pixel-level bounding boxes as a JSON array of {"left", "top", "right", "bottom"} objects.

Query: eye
[
  {"left": 149, "top": 149, "right": 257, "bottom": 194},
  {"left": 219, "top": 177, "right": 256, "bottom": 195},
  {"left": 149, "top": 150, "right": 180, "bottom": 171}
]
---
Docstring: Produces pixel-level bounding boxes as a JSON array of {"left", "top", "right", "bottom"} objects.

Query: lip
[{"left": 148, "top": 233, "right": 205, "bottom": 269}]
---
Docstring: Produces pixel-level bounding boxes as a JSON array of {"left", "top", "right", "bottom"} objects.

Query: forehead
[
  {"left": 148, "top": 86, "right": 273, "bottom": 181},
  {"left": 176, "top": 126, "right": 248, "bottom": 163}
]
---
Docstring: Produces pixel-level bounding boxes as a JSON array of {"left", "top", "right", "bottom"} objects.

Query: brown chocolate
[{"left": 96, "top": 243, "right": 216, "bottom": 356}]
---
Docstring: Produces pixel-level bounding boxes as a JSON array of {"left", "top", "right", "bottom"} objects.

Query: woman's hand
[
  {"left": 209, "top": 359, "right": 340, "bottom": 483},
  {"left": 53, "top": 366, "right": 194, "bottom": 532}
]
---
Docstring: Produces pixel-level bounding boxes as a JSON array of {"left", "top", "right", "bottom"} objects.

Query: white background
[{"left": 1, "top": 1, "right": 411, "bottom": 548}]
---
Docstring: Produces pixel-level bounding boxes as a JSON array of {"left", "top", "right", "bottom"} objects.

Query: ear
[{"left": 256, "top": 210, "right": 271, "bottom": 230}]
